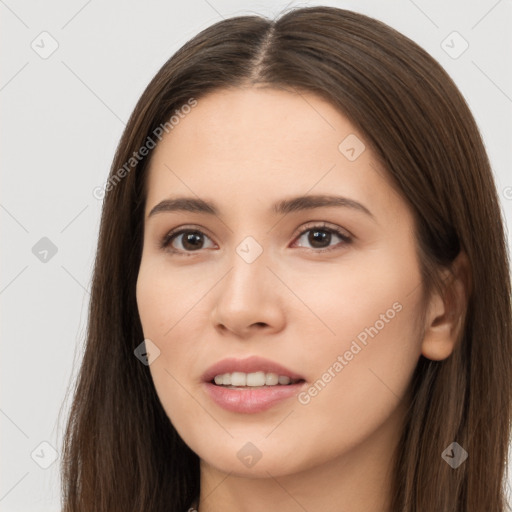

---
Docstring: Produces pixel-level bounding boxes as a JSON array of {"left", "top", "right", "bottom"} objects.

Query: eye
[
  {"left": 160, "top": 227, "right": 216, "bottom": 254},
  {"left": 291, "top": 222, "right": 352, "bottom": 253}
]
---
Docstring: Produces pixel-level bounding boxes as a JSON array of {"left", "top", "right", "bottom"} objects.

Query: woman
[{"left": 60, "top": 6, "right": 512, "bottom": 512}]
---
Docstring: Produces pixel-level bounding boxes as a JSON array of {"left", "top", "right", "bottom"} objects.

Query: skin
[{"left": 136, "top": 86, "right": 468, "bottom": 512}]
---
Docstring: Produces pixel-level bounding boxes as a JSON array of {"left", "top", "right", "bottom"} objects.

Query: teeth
[
  {"left": 265, "top": 373, "right": 278, "bottom": 385},
  {"left": 278, "top": 375, "right": 291, "bottom": 385},
  {"left": 231, "top": 372, "right": 246, "bottom": 386},
  {"left": 213, "top": 371, "right": 299, "bottom": 387},
  {"left": 246, "top": 371, "right": 265, "bottom": 386}
]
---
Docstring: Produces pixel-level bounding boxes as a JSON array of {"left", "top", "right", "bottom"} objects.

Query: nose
[{"left": 210, "top": 247, "right": 286, "bottom": 339}]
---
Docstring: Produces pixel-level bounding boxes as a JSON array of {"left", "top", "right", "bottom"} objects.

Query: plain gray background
[{"left": 1, "top": 0, "right": 511, "bottom": 510}]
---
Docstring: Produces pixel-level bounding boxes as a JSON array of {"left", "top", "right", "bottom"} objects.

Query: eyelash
[{"left": 159, "top": 222, "right": 353, "bottom": 256}]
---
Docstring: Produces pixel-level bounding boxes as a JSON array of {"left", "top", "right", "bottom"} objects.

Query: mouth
[
  {"left": 210, "top": 371, "right": 305, "bottom": 388},
  {"left": 201, "top": 356, "right": 307, "bottom": 413},
  {"left": 202, "top": 355, "right": 305, "bottom": 385}
]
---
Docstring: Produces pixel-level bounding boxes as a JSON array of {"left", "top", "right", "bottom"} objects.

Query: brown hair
[{"left": 60, "top": 6, "right": 512, "bottom": 511}]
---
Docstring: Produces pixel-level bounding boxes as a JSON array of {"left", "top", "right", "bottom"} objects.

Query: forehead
[
  {"left": 144, "top": 87, "right": 404, "bottom": 221},
  {"left": 159, "top": 86, "right": 355, "bottom": 158}
]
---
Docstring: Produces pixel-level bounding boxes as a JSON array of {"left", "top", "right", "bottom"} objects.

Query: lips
[
  {"left": 201, "top": 355, "right": 305, "bottom": 384},
  {"left": 201, "top": 355, "right": 307, "bottom": 413}
]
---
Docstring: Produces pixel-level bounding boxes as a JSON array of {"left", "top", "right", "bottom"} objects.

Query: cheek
[
  {"left": 287, "top": 245, "right": 423, "bottom": 361},
  {"left": 136, "top": 253, "right": 204, "bottom": 340},
  {"left": 136, "top": 261, "right": 194, "bottom": 384},
  {"left": 136, "top": 257, "right": 210, "bottom": 424},
  {"left": 137, "top": 252, "right": 164, "bottom": 333},
  {"left": 291, "top": 309, "right": 421, "bottom": 473},
  {"left": 301, "top": 299, "right": 422, "bottom": 413},
  {"left": 291, "top": 244, "right": 420, "bottom": 369},
  {"left": 291, "top": 252, "right": 423, "bottom": 433},
  {"left": 270, "top": 267, "right": 423, "bottom": 471}
]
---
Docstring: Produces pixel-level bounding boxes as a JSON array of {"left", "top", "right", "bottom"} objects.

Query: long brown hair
[{"left": 60, "top": 6, "right": 512, "bottom": 511}]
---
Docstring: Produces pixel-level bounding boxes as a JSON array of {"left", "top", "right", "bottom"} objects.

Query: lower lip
[{"left": 203, "top": 381, "right": 306, "bottom": 413}]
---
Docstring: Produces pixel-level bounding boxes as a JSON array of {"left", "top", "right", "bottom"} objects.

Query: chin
[
  {"left": 202, "top": 454, "right": 301, "bottom": 478},
  {"left": 193, "top": 436, "right": 322, "bottom": 479}
]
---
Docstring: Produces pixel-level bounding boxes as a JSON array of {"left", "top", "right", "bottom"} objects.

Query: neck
[{"left": 194, "top": 401, "right": 405, "bottom": 512}]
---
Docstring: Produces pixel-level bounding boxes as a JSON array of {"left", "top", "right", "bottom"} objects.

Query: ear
[{"left": 421, "top": 250, "right": 472, "bottom": 361}]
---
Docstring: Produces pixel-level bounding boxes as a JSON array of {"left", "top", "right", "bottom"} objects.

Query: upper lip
[{"left": 201, "top": 355, "right": 305, "bottom": 383}]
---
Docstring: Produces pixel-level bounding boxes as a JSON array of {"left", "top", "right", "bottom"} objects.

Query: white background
[{"left": 1, "top": 0, "right": 511, "bottom": 510}]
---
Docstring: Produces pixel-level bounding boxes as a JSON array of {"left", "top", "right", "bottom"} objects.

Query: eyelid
[{"left": 291, "top": 221, "right": 352, "bottom": 241}]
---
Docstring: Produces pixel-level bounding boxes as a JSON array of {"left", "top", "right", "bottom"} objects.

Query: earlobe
[{"left": 420, "top": 251, "right": 471, "bottom": 361}]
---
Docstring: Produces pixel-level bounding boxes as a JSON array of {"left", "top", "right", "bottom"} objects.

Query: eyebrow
[{"left": 147, "top": 194, "right": 375, "bottom": 220}]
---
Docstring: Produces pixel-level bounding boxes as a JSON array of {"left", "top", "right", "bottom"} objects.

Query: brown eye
[
  {"left": 161, "top": 229, "right": 215, "bottom": 253},
  {"left": 293, "top": 224, "right": 352, "bottom": 252}
]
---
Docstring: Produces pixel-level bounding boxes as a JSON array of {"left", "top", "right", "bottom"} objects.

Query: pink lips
[{"left": 201, "top": 355, "right": 307, "bottom": 414}]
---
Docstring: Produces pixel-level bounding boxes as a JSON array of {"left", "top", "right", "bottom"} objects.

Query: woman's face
[{"left": 136, "top": 86, "right": 427, "bottom": 477}]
